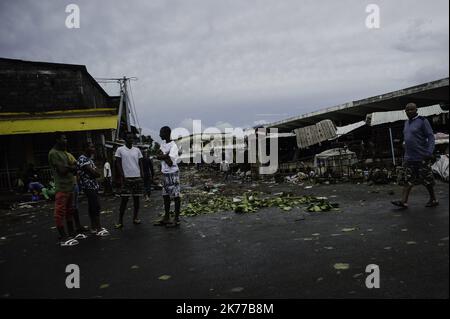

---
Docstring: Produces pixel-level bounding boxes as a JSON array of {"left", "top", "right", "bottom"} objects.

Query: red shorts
[{"left": 54, "top": 192, "right": 74, "bottom": 227}]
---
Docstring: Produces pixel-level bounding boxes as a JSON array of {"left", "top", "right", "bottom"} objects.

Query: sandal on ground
[
  {"left": 60, "top": 238, "right": 79, "bottom": 247},
  {"left": 391, "top": 200, "right": 408, "bottom": 208},
  {"left": 133, "top": 219, "right": 142, "bottom": 225},
  {"left": 153, "top": 218, "right": 170, "bottom": 226},
  {"left": 96, "top": 228, "right": 110, "bottom": 237},
  {"left": 425, "top": 200, "right": 439, "bottom": 207},
  {"left": 114, "top": 223, "right": 124, "bottom": 229},
  {"left": 74, "top": 233, "right": 88, "bottom": 240},
  {"left": 165, "top": 220, "right": 180, "bottom": 228}
]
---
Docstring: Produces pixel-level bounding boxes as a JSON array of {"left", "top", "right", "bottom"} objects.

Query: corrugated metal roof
[
  {"left": 368, "top": 104, "right": 448, "bottom": 126},
  {"left": 263, "top": 78, "right": 449, "bottom": 132},
  {"left": 294, "top": 120, "right": 336, "bottom": 149},
  {"left": 336, "top": 121, "right": 366, "bottom": 136}
]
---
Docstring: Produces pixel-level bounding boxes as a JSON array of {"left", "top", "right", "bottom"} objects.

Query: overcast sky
[{"left": 1, "top": 0, "right": 448, "bottom": 138}]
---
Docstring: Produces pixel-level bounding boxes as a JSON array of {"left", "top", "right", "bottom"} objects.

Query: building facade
[{"left": 0, "top": 58, "right": 120, "bottom": 190}]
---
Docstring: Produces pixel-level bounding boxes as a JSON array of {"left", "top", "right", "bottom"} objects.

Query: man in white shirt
[
  {"left": 114, "top": 133, "right": 144, "bottom": 228},
  {"left": 154, "top": 126, "right": 181, "bottom": 228}
]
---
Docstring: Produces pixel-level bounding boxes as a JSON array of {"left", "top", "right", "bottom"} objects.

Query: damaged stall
[{"left": 313, "top": 148, "right": 358, "bottom": 181}]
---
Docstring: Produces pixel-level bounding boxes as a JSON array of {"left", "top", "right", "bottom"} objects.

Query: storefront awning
[{"left": 0, "top": 108, "right": 118, "bottom": 135}]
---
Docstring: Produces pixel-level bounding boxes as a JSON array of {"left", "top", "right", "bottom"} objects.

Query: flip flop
[
  {"left": 391, "top": 200, "right": 408, "bottom": 208},
  {"left": 74, "top": 233, "right": 88, "bottom": 240},
  {"left": 96, "top": 228, "right": 110, "bottom": 237},
  {"left": 425, "top": 200, "right": 439, "bottom": 207},
  {"left": 114, "top": 223, "right": 124, "bottom": 229},
  {"left": 60, "top": 238, "right": 79, "bottom": 247}
]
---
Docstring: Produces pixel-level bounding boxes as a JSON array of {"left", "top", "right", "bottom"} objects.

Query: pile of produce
[{"left": 180, "top": 191, "right": 339, "bottom": 216}]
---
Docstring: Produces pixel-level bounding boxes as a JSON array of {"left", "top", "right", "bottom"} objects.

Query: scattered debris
[
  {"left": 285, "top": 172, "right": 308, "bottom": 184},
  {"left": 306, "top": 200, "right": 338, "bottom": 212},
  {"left": 341, "top": 227, "right": 357, "bottom": 232},
  {"left": 334, "top": 263, "right": 350, "bottom": 270}
]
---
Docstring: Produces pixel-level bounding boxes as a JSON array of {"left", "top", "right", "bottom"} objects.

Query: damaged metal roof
[
  {"left": 264, "top": 77, "right": 449, "bottom": 132},
  {"left": 367, "top": 104, "right": 448, "bottom": 126}
]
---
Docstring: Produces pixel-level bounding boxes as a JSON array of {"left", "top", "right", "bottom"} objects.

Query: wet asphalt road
[{"left": 0, "top": 181, "right": 448, "bottom": 299}]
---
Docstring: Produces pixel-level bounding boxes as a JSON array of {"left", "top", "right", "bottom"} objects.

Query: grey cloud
[{"left": 0, "top": 0, "right": 448, "bottom": 136}]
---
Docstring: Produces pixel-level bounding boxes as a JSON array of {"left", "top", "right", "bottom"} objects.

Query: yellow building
[{"left": 0, "top": 58, "right": 120, "bottom": 190}]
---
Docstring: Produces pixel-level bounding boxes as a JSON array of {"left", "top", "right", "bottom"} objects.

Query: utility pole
[{"left": 96, "top": 76, "right": 140, "bottom": 143}]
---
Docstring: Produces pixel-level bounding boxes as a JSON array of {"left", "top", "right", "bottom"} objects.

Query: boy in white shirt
[{"left": 154, "top": 126, "right": 181, "bottom": 228}]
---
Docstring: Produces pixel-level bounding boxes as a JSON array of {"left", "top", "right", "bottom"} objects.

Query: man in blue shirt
[{"left": 392, "top": 103, "right": 438, "bottom": 208}]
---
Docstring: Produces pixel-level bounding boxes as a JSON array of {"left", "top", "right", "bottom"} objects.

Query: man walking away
[
  {"left": 114, "top": 133, "right": 144, "bottom": 228},
  {"left": 392, "top": 103, "right": 438, "bottom": 208}
]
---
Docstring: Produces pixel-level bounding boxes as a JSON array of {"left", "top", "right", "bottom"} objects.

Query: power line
[{"left": 128, "top": 80, "right": 141, "bottom": 130}]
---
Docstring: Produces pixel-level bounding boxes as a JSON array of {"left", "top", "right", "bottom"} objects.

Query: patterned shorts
[
  {"left": 120, "top": 177, "right": 144, "bottom": 197},
  {"left": 398, "top": 161, "right": 435, "bottom": 186},
  {"left": 162, "top": 171, "right": 181, "bottom": 198}
]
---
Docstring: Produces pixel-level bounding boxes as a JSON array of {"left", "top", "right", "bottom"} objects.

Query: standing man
[
  {"left": 66, "top": 151, "right": 89, "bottom": 234},
  {"left": 114, "top": 133, "right": 144, "bottom": 228},
  {"left": 392, "top": 103, "right": 438, "bottom": 208},
  {"left": 48, "top": 132, "right": 86, "bottom": 247},
  {"left": 154, "top": 126, "right": 181, "bottom": 228},
  {"left": 78, "top": 142, "right": 110, "bottom": 236},
  {"left": 142, "top": 150, "right": 155, "bottom": 201}
]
